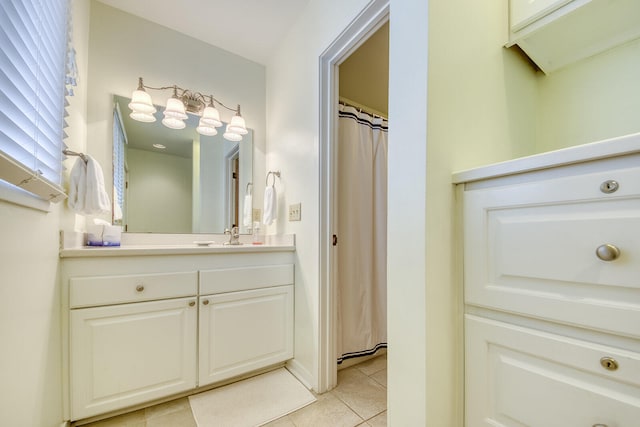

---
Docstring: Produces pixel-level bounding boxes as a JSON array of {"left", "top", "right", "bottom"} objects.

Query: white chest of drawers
[{"left": 454, "top": 133, "right": 640, "bottom": 427}]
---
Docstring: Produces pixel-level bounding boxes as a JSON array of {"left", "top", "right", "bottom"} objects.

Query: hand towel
[
  {"left": 67, "top": 157, "right": 87, "bottom": 213},
  {"left": 262, "top": 186, "right": 277, "bottom": 225},
  {"left": 243, "top": 194, "right": 253, "bottom": 227},
  {"left": 67, "top": 155, "right": 111, "bottom": 215}
]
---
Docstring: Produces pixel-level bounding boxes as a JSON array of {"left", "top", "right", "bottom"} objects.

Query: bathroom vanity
[
  {"left": 454, "top": 133, "right": 640, "bottom": 426},
  {"left": 59, "top": 234, "right": 295, "bottom": 422}
]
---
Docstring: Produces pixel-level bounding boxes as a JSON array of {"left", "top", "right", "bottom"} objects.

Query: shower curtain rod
[{"left": 338, "top": 96, "right": 388, "bottom": 120}]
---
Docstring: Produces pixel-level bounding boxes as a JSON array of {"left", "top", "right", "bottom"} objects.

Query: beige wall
[
  {"left": 339, "top": 22, "right": 389, "bottom": 116},
  {"left": 0, "top": 1, "right": 91, "bottom": 426}
]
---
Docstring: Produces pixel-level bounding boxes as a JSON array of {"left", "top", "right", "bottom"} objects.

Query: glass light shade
[
  {"left": 129, "top": 111, "right": 156, "bottom": 123},
  {"left": 163, "top": 97, "right": 188, "bottom": 120},
  {"left": 196, "top": 121, "right": 218, "bottom": 136},
  {"left": 128, "top": 89, "right": 156, "bottom": 114},
  {"left": 200, "top": 105, "right": 222, "bottom": 127},
  {"left": 227, "top": 114, "right": 248, "bottom": 135},
  {"left": 162, "top": 116, "right": 186, "bottom": 129},
  {"left": 223, "top": 125, "right": 243, "bottom": 142}
]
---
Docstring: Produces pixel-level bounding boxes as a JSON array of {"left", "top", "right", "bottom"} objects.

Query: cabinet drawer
[
  {"left": 464, "top": 165, "right": 640, "bottom": 337},
  {"left": 200, "top": 264, "right": 293, "bottom": 294},
  {"left": 70, "top": 271, "right": 198, "bottom": 308},
  {"left": 465, "top": 314, "right": 640, "bottom": 427}
]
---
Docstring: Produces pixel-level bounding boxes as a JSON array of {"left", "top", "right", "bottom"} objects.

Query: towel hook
[
  {"left": 266, "top": 170, "right": 281, "bottom": 187},
  {"left": 246, "top": 182, "right": 253, "bottom": 195}
]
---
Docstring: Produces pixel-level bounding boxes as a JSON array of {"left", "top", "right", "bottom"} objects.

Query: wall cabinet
[
  {"left": 455, "top": 134, "right": 640, "bottom": 426},
  {"left": 506, "top": 0, "right": 640, "bottom": 73},
  {"left": 61, "top": 250, "right": 295, "bottom": 422}
]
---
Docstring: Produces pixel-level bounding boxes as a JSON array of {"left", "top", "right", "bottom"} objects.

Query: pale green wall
[
  {"left": 536, "top": 38, "right": 640, "bottom": 152},
  {"left": 126, "top": 148, "right": 192, "bottom": 233}
]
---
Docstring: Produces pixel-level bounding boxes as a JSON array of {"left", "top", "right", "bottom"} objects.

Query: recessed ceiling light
[{"left": 152, "top": 143, "right": 166, "bottom": 149}]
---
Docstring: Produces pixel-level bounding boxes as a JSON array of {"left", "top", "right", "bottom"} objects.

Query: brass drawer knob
[
  {"left": 600, "top": 357, "right": 618, "bottom": 371},
  {"left": 595, "top": 244, "right": 620, "bottom": 262},
  {"left": 188, "top": 301, "right": 196, "bottom": 307},
  {"left": 135, "top": 284, "right": 145, "bottom": 292},
  {"left": 202, "top": 299, "right": 209, "bottom": 305}
]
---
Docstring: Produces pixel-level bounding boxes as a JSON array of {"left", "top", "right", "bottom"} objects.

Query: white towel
[
  {"left": 67, "top": 155, "right": 111, "bottom": 215},
  {"left": 262, "top": 186, "right": 277, "bottom": 225},
  {"left": 243, "top": 194, "right": 253, "bottom": 227}
]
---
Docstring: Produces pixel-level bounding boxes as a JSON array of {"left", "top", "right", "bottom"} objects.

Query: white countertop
[
  {"left": 452, "top": 132, "right": 640, "bottom": 184},
  {"left": 59, "top": 232, "right": 295, "bottom": 258}
]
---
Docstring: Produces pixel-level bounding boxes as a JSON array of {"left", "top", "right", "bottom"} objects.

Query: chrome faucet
[{"left": 224, "top": 226, "right": 242, "bottom": 245}]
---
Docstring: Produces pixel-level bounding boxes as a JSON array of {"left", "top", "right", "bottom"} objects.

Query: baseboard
[{"left": 285, "top": 359, "right": 314, "bottom": 391}]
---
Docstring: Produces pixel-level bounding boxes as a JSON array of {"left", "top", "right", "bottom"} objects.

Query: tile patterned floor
[{"left": 77, "top": 354, "right": 387, "bottom": 427}]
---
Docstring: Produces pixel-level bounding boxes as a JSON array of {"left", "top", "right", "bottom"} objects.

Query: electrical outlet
[
  {"left": 252, "top": 208, "right": 261, "bottom": 222},
  {"left": 288, "top": 203, "right": 301, "bottom": 221}
]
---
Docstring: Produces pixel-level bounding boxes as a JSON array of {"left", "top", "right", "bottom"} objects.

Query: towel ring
[{"left": 266, "top": 171, "right": 281, "bottom": 187}]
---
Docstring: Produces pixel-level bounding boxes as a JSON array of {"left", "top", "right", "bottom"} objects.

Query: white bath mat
[{"left": 188, "top": 368, "right": 316, "bottom": 427}]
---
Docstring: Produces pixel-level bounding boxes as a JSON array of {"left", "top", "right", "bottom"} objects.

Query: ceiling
[{"left": 96, "top": 0, "right": 310, "bottom": 65}]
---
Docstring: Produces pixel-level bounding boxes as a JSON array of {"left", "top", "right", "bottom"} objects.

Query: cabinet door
[
  {"left": 70, "top": 297, "right": 197, "bottom": 420},
  {"left": 465, "top": 314, "right": 640, "bottom": 427},
  {"left": 199, "top": 285, "right": 294, "bottom": 386}
]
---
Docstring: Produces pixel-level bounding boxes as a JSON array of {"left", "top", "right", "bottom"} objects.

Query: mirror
[{"left": 112, "top": 95, "right": 253, "bottom": 234}]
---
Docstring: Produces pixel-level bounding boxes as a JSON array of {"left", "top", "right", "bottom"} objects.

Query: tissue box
[
  {"left": 86, "top": 224, "right": 122, "bottom": 246},
  {"left": 102, "top": 225, "right": 122, "bottom": 247},
  {"left": 86, "top": 224, "right": 104, "bottom": 246}
]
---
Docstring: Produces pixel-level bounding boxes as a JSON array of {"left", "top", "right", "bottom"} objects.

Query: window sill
[{"left": 0, "top": 180, "right": 53, "bottom": 212}]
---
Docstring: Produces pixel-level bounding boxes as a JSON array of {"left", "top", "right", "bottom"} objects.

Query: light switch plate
[
  {"left": 288, "top": 203, "right": 301, "bottom": 221},
  {"left": 252, "top": 208, "right": 261, "bottom": 222}
]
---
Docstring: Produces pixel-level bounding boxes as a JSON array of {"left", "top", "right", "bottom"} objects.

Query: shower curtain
[{"left": 336, "top": 103, "right": 388, "bottom": 364}]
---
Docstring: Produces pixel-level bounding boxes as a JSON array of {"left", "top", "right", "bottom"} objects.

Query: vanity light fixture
[{"left": 128, "top": 77, "right": 248, "bottom": 141}]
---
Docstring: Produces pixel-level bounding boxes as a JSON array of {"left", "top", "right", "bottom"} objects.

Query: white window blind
[
  {"left": 113, "top": 103, "right": 127, "bottom": 222},
  {"left": 0, "top": 0, "right": 68, "bottom": 204}
]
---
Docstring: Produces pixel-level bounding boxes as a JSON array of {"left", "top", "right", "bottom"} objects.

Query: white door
[
  {"left": 70, "top": 297, "right": 197, "bottom": 420},
  {"left": 198, "top": 286, "right": 294, "bottom": 386}
]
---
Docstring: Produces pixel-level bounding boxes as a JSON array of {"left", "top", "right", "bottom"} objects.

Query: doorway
[{"left": 318, "top": 0, "right": 390, "bottom": 393}]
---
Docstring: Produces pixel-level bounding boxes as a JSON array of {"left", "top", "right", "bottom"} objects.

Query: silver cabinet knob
[
  {"left": 600, "top": 180, "right": 619, "bottom": 194},
  {"left": 202, "top": 299, "right": 209, "bottom": 305},
  {"left": 188, "top": 301, "right": 196, "bottom": 307},
  {"left": 595, "top": 244, "right": 620, "bottom": 261},
  {"left": 135, "top": 284, "right": 145, "bottom": 292},
  {"left": 600, "top": 357, "right": 618, "bottom": 371}
]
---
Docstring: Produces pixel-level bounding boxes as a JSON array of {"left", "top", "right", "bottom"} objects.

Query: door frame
[{"left": 318, "top": 0, "right": 389, "bottom": 393}]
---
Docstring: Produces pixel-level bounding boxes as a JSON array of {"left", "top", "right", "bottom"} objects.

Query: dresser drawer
[
  {"left": 69, "top": 271, "right": 198, "bottom": 308},
  {"left": 465, "top": 314, "right": 640, "bottom": 427},
  {"left": 199, "top": 264, "right": 293, "bottom": 295},
  {"left": 463, "top": 164, "right": 640, "bottom": 337}
]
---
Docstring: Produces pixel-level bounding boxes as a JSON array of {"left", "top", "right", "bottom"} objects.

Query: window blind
[
  {"left": 0, "top": 0, "right": 68, "bottom": 203},
  {"left": 113, "top": 104, "right": 127, "bottom": 222}
]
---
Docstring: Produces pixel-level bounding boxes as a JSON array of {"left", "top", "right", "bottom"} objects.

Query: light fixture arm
[{"left": 136, "top": 77, "right": 240, "bottom": 114}]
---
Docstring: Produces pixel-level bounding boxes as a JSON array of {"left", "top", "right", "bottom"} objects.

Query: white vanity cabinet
[
  {"left": 506, "top": 0, "right": 640, "bottom": 73},
  {"left": 60, "top": 244, "right": 295, "bottom": 422},
  {"left": 454, "top": 134, "right": 640, "bottom": 427}
]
